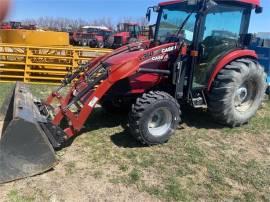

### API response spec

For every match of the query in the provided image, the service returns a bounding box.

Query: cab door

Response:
[193,3,251,88]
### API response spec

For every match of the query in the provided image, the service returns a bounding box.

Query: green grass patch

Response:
[7,190,34,202]
[1,83,269,201]
[128,168,142,183]
[65,161,76,175]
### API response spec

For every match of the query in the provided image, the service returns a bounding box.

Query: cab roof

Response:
[159,0,260,7]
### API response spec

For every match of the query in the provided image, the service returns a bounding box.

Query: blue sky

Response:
[7,0,270,33]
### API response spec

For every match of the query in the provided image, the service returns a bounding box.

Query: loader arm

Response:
[46,42,145,104]
[47,41,177,138]
[53,60,141,137]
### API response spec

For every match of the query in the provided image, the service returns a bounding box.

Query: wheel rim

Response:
[234,80,257,112]
[147,107,173,137]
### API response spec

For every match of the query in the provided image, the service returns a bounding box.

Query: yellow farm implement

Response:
[0,43,112,84]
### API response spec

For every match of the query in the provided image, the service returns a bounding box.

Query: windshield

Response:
[156,3,197,44]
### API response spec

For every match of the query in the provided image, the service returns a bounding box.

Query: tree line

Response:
[22,16,148,31]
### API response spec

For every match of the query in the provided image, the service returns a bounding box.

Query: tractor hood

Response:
[103,42,179,83]
[106,42,178,67]
[106,50,144,65]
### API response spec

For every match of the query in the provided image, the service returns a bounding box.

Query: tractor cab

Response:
[117,23,141,38]
[146,0,263,102]
[112,23,148,48]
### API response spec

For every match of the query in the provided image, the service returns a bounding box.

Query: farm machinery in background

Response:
[0,21,36,30]
[0,0,266,184]
[70,25,112,48]
[250,34,270,93]
[111,22,148,48]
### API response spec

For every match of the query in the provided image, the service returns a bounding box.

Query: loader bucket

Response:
[0,82,57,184]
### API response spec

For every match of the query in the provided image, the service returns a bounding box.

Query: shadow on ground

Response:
[66,105,227,148]
[180,105,225,129]
[65,107,143,148]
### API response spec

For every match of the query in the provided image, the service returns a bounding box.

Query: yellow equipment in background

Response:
[0,29,69,46]
[0,43,112,84]
[0,29,112,84]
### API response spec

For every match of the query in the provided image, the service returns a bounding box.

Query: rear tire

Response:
[128,91,181,145]
[208,58,267,127]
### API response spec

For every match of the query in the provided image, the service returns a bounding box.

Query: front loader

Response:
[0,0,266,183]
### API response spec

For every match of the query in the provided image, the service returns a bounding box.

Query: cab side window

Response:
[193,4,248,87]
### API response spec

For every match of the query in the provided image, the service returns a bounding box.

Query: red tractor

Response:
[0,21,36,30]
[0,22,11,29]
[0,21,22,29]
[71,26,112,48]
[111,22,148,48]
[0,0,266,183]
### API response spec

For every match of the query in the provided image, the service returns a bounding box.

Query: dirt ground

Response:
[0,83,269,202]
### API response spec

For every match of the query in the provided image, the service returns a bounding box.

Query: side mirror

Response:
[146,8,151,22]
[255,6,263,14]
[153,6,159,12]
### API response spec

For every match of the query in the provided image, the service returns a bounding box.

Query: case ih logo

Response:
[152,55,164,61]
[161,46,177,53]
[152,54,169,61]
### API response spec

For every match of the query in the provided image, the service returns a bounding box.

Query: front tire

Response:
[97,41,104,48]
[208,58,267,127]
[128,91,181,145]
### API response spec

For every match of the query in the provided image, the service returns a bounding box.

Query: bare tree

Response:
[137,16,148,27]
[21,15,148,32]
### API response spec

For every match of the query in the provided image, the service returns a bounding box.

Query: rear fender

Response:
[207,49,258,91]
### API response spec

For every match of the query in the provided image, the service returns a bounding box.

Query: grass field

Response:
[0,83,269,202]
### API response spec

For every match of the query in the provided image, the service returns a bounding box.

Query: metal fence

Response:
[0,43,112,84]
